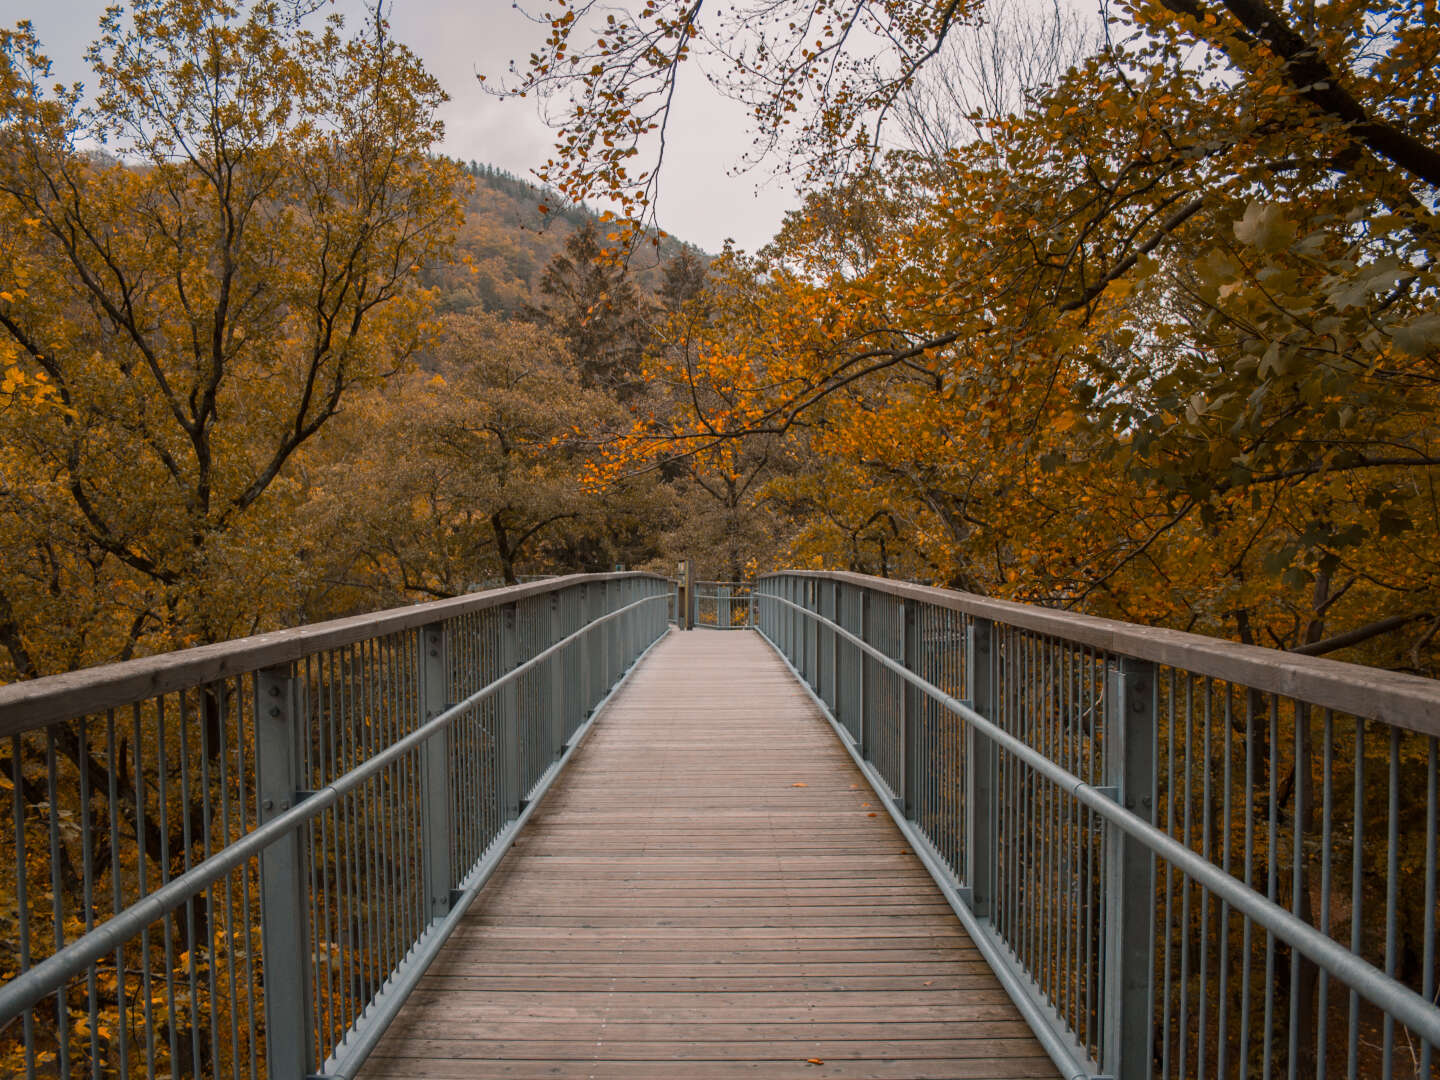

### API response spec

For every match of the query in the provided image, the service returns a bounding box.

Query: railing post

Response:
[782,577,791,657]
[964,618,995,917]
[805,579,814,682]
[608,580,620,681]
[899,598,920,818]
[499,604,522,820]
[549,591,564,757]
[859,589,872,761]
[796,580,806,678]
[823,584,835,711]
[255,664,313,1080]
[683,561,695,630]
[577,584,591,722]
[419,621,453,920]
[598,580,610,684]
[622,579,634,662]
[807,580,819,689]
[827,581,840,711]
[1102,658,1158,1079]
[718,585,731,629]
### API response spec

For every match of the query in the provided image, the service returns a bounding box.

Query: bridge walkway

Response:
[358,630,1058,1079]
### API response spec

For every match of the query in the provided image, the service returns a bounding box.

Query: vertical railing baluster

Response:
[255,665,314,1080]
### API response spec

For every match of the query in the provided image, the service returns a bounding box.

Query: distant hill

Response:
[426,162,702,319]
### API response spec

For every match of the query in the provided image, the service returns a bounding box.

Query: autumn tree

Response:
[0,1,460,678]
[528,221,651,397]
[303,311,676,602]
[509,0,1440,667]
[643,248,795,581]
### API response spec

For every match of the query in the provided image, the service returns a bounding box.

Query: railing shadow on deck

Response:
[755,571,1440,1080]
[0,573,671,1079]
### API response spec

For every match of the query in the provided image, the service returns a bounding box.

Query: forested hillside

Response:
[428,163,690,318]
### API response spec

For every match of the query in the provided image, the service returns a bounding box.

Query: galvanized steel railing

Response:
[0,573,670,1080]
[695,581,752,629]
[755,571,1440,1080]
[665,579,752,629]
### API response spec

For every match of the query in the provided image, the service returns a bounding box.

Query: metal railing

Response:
[694,581,752,629]
[0,573,670,1079]
[755,571,1440,1080]
[665,579,753,629]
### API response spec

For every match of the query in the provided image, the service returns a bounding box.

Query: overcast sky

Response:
[1,0,801,253]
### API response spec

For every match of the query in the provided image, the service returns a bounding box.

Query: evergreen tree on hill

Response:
[529,222,651,398]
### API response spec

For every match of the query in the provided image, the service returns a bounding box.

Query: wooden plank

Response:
[381,1020,1036,1042]
[359,1058,1059,1079]
[364,1037,1051,1061]
[357,630,1057,1079]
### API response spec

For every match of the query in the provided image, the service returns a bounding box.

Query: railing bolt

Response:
[262,798,273,811]
[269,685,281,698]
[269,706,281,718]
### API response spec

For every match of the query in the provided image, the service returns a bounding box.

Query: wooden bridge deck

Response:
[358,630,1057,1080]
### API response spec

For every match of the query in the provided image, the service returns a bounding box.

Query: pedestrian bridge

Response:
[2,572,1439,1080]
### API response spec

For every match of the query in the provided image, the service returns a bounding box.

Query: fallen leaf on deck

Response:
[806,1059,824,1066]
[792,782,808,787]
